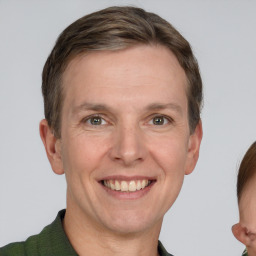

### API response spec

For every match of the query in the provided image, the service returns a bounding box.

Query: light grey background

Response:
[0,0,256,255]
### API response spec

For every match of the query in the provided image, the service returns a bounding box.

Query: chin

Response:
[101,212,162,235]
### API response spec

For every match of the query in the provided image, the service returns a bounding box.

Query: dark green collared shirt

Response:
[0,209,173,256]
[242,249,248,256]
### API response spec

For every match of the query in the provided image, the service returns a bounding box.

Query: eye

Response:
[149,115,170,125]
[84,116,107,126]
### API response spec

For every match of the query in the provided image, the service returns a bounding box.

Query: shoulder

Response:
[0,210,66,256]
[0,241,25,256]
[158,241,174,256]
[0,225,53,256]
[0,210,77,256]
[0,234,38,256]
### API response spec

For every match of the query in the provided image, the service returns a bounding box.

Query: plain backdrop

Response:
[0,1,256,255]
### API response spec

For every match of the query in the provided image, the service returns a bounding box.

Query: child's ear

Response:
[232,223,251,246]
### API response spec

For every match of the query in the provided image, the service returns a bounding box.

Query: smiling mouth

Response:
[101,179,154,192]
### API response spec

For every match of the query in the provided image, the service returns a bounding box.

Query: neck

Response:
[247,246,256,256]
[63,205,162,256]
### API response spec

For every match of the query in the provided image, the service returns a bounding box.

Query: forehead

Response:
[61,45,188,109]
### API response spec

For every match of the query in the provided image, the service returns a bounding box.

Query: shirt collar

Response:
[50,209,172,256]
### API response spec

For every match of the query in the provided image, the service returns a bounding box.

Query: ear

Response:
[185,120,203,175]
[39,119,64,175]
[232,223,251,246]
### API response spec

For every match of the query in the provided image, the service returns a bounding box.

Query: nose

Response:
[109,124,147,166]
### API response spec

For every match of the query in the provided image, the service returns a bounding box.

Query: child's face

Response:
[237,175,256,255]
[240,175,256,234]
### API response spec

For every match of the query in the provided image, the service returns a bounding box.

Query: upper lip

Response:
[98,175,157,182]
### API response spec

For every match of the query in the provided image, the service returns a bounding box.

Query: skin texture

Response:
[233,174,256,256]
[40,45,202,256]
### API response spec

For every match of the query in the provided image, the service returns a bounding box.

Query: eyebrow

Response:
[73,102,183,115]
[145,103,183,114]
[72,103,112,114]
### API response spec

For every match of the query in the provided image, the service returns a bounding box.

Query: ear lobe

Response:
[232,223,251,246]
[39,119,64,175]
[185,120,203,175]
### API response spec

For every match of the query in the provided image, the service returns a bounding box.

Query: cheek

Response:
[149,135,188,202]
[148,142,187,214]
[61,134,110,176]
[149,135,189,172]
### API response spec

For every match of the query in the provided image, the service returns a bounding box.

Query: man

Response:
[0,6,203,256]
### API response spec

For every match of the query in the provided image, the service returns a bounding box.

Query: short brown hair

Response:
[237,142,256,202]
[42,6,203,138]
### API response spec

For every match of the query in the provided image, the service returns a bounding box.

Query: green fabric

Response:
[158,240,173,256]
[0,209,173,256]
[0,210,77,256]
[242,249,248,256]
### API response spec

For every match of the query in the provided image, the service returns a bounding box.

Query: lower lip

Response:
[100,181,155,200]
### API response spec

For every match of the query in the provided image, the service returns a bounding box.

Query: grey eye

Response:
[152,116,166,125]
[90,117,103,125]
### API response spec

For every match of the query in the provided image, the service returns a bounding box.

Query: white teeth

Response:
[129,181,136,192]
[115,180,120,190]
[110,181,115,190]
[136,180,142,190]
[103,179,151,192]
[121,181,128,191]
[141,180,146,188]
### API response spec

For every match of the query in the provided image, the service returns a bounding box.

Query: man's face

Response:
[55,45,201,234]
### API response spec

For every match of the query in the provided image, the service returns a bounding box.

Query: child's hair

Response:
[237,142,256,203]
